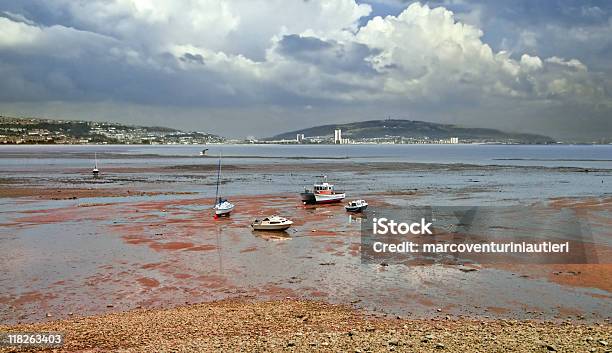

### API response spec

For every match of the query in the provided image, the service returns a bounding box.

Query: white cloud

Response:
[47,0,371,59]
[0,16,40,46]
[545,56,588,71]
[520,54,543,71]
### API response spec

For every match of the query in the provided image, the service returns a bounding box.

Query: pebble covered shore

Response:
[1,300,610,352]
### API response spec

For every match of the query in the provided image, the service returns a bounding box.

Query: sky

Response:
[0,0,610,140]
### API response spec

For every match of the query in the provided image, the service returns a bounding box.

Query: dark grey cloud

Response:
[277,34,379,74]
[180,53,205,65]
[279,34,333,53]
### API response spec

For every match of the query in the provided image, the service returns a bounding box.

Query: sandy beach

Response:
[1,300,610,352]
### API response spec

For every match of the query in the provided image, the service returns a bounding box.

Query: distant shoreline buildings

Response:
[266,128,461,145]
[6,115,603,145]
[2,116,470,145]
[0,116,223,145]
[334,129,350,144]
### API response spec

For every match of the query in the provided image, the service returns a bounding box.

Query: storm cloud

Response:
[0,0,610,139]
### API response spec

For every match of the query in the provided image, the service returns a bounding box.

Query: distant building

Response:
[296,133,305,142]
[334,129,342,144]
[450,137,459,144]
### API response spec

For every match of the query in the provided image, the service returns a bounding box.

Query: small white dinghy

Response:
[345,199,368,212]
[251,215,293,231]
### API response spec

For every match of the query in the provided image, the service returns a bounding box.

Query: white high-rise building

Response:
[334,129,342,144]
[450,137,459,144]
[296,134,305,142]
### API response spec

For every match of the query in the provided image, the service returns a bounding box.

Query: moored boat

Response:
[214,198,235,216]
[345,199,368,212]
[251,215,293,231]
[300,176,345,204]
[213,153,234,217]
[92,152,99,177]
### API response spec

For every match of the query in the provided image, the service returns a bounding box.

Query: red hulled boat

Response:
[300,176,346,204]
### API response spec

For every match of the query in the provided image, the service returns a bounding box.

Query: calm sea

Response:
[0,144,611,169]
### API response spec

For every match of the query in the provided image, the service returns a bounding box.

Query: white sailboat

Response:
[92,152,99,176]
[213,154,234,217]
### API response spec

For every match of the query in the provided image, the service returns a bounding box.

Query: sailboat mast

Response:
[214,154,221,204]
[94,152,98,169]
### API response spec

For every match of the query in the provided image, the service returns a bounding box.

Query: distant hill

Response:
[268,119,555,144]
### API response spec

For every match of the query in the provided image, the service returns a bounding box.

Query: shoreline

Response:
[1,139,560,146]
[1,299,610,352]
[1,159,610,178]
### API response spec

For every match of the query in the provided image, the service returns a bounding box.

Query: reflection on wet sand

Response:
[252,230,293,241]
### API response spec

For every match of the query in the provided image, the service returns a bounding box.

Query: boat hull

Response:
[314,193,345,204]
[214,202,235,216]
[300,192,316,204]
[345,205,367,212]
[302,192,345,204]
[251,224,292,231]
[215,208,233,216]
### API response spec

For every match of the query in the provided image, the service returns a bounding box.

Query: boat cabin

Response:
[314,182,334,194]
[263,217,282,224]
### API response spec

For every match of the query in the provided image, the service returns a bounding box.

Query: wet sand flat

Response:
[0,185,195,200]
[0,148,611,331]
[1,190,611,325]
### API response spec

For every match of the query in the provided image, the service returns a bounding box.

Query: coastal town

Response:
[1,116,562,145]
[0,116,223,145]
[267,128,462,144]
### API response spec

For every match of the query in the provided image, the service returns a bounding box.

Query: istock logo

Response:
[372,217,433,235]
